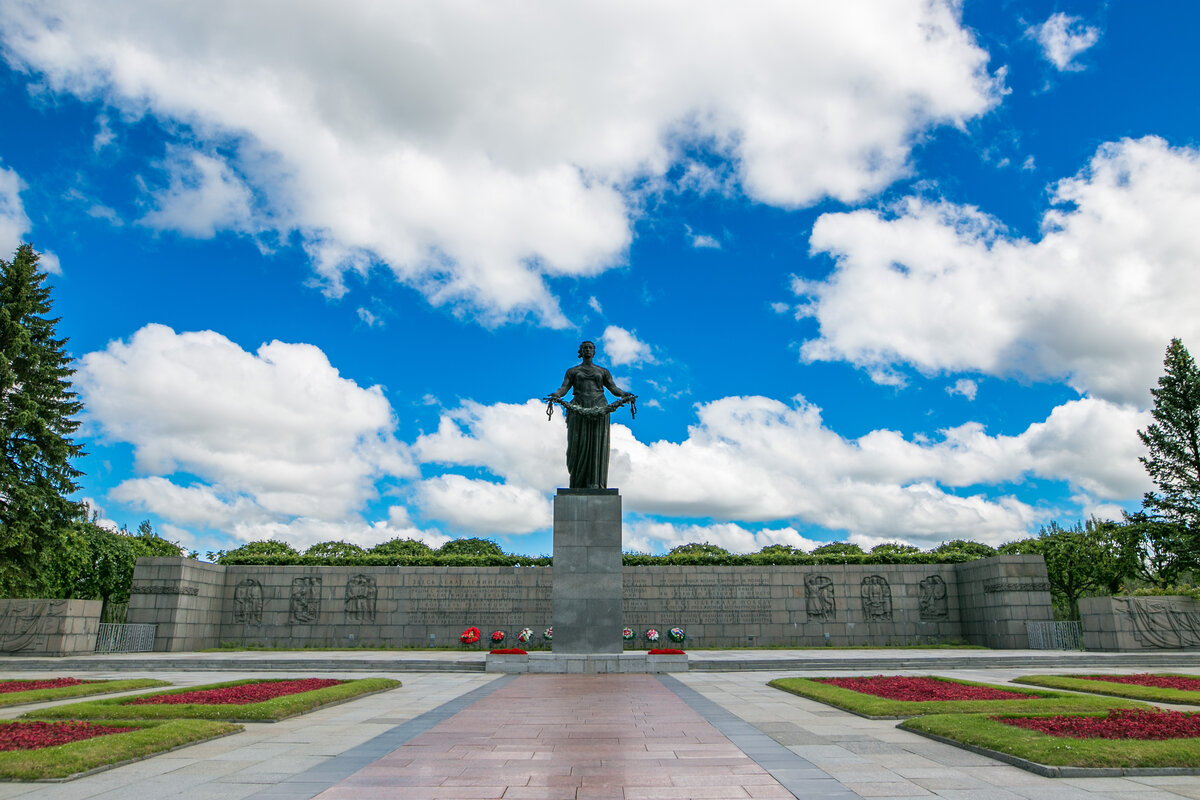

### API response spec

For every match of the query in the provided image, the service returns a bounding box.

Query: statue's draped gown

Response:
[561,363,625,489]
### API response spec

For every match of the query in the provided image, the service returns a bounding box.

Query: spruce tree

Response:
[0,244,85,596]
[1139,339,1200,532]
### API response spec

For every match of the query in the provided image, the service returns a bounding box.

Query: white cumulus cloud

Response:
[0,164,30,256]
[947,379,978,400]
[800,137,1200,406]
[416,475,552,536]
[77,323,417,548]
[412,393,1148,548]
[1031,13,1100,72]
[140,149,257,237]
[0,0,999,325]
[624,520,824,555]
[601,325,654,367]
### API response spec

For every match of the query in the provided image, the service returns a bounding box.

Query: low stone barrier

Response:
[1080,595,1200,651]
[0,599,101,655]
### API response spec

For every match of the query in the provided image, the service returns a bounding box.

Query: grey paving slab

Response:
[243,673,517,799]
[659,673,861,799]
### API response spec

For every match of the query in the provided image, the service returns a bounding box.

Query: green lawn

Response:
[1015,674,1200,706]
[902,712,1200,769]
[0,680,170,708]
[25,678,400,722]
[768,676,1149,718]
[0,719,240,781]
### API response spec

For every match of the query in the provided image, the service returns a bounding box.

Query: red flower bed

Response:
[0,720,135,751]
[998,708,1200,740]
[1079,673,1200,692]
[490,648,527,655]
[0,678,95,694]
[816,676,1037,702]
[648,649,686,655]
[127,679,342,706]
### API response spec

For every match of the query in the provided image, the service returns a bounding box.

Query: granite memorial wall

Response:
[0,598,102,655]
[1079,594,1200,651]
[128,555,1052,651]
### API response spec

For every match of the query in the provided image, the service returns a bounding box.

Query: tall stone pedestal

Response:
[552,488,622,654]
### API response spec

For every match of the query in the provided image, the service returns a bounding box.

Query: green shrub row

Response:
[215,551,975,567]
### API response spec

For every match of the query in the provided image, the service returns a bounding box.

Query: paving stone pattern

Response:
[4,660,1200,798]
[311,674,802,800]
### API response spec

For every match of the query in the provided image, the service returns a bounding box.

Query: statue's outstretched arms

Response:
[544,369,574,402]
[602,368,633,399]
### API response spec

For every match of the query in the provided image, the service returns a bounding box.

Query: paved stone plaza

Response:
[3,650,1200,798]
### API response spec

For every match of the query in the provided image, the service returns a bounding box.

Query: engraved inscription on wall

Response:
[404,587,548,625]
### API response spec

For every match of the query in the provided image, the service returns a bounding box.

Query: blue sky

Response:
[1,1,1197,558]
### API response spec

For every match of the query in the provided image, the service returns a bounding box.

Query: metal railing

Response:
[95,623,157,653]
[1026,620,1083,650]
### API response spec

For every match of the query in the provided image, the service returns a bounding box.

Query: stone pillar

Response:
[552,488,623,653]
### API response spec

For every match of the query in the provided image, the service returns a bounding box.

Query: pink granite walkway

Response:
[313,674,792,799]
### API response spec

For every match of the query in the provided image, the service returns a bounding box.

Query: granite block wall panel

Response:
[0,599,101,655]
[127,558,225,651]
[955,556,1053,649]
[1079,595,1200,651]
[132,555,1055,650]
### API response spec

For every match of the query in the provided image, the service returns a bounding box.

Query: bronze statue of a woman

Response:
[543,340,636,489]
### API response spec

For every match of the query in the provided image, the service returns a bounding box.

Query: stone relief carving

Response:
[289,577,322,624]
[804,575,835,621]
[860,575,892,621]
[1120,597,1200,648]
[0,600,67,653]
[918,575,949,620]
[345,574,377,623]
[233,578,263,625]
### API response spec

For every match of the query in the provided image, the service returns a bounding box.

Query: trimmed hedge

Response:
[216,551,976,567]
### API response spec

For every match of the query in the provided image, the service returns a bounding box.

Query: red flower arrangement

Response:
[998,708,1200,740]
[490,630,506,643]
[1079,673,1200,692]
[490,648,527,655]
[0,720,135,751]
[127,679,341,706]
[816,676,1037,702]
[460,626,481,644]
[0,678,95,694]
[648,648,686,655]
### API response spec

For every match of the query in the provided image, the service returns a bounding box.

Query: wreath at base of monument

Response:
[460,627,481,644]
